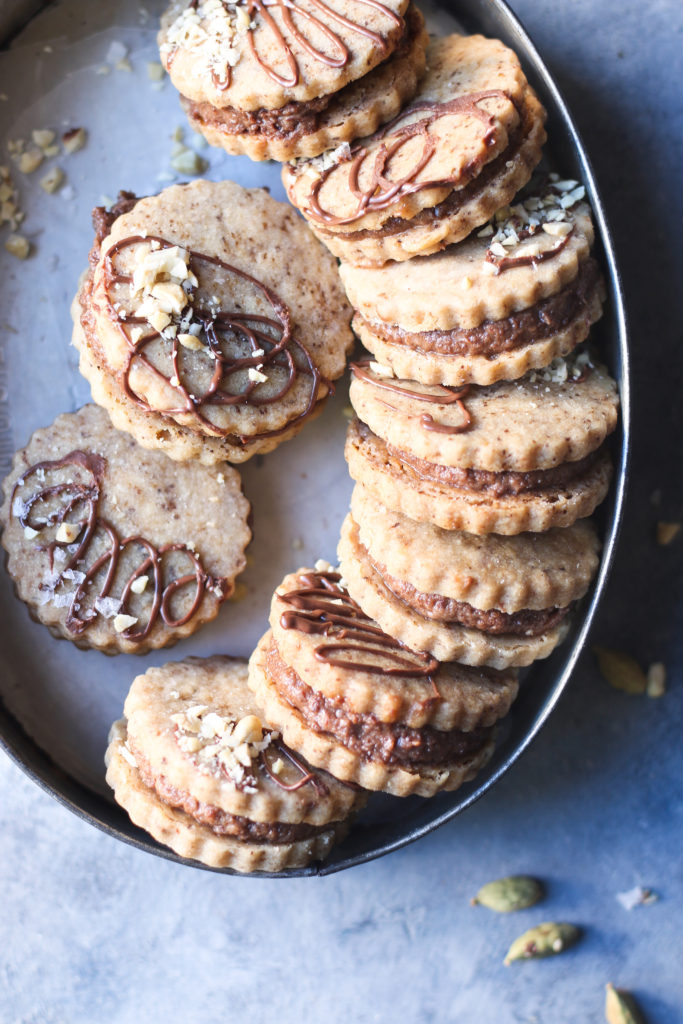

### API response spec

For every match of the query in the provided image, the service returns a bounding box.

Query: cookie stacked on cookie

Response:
[159,0,429,160]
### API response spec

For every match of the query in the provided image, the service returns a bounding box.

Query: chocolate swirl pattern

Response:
[11,451,228,642]
[305,93,508,225]
[351,361,472,434]
[99,234,326,444]
[186,0,403,90]
[279,569,438,675]
[261,740,330,795]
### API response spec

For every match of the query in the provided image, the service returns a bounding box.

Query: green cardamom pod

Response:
[593,646,647,694]
[605,984,648,1024]
[504,922,581,965]
[472,875,543,913]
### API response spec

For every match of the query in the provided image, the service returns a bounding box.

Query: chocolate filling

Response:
[133,746,330,844]
[351,419,600,498]
[266,642,491,768]
[357,258,603,358]
[319,98,532,240]
[184,10,418,143]
[366,551,570,636]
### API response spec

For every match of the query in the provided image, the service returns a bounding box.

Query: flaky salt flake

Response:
[616,886,658,910]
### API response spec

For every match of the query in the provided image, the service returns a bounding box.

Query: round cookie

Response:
[176,6,429,161]
[340,184,606,386]
[73,182,353,465]
[107,657,364,872]
[345,353,618,534]
[283,34,547,266]
[0,405,250,654]
[338,513,571,667]
[248,568,519,797]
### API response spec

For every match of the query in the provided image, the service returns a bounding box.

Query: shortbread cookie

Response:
[107,657,364,871]
[283,34,546,266]
[339,513,577,666]
[248,568,519,796]
[346,354,618,534]
[340,181,606,385]
[0,406,250,654]
[176,5,429,161]
[73,183,353,465]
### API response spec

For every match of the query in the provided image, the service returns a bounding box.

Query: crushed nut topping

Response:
[527,349,593,385]
[477,176,586,271]
[161,0,251,85]
[170,703,276,792]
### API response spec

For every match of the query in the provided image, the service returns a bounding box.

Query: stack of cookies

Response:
[244,31,620,831]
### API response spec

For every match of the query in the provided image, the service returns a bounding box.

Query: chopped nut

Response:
[646,662,666,698]
[55,522,81,544]
[130,575,149,595]
[39,166,65,193]
[369,361,394,378]
[4,234,30,259]
[18,148,44,174]
[314,558,333,573]
[43,145,60,158]
[147,61,165,81]
[232,715,263,746]
[247,366,268,384]
[178,332,204,350]
[116,57,133,72]
[62,127,87,154]
[23,525,39,540]
[147,308,172,333]
[113,613,138,633]
[150,280,188,314]
[170,148,208,176]
[32,129,55,150]
[656,521,681,545]
[342,405,354,419]
[271,757,285,775]
[542,221,572,237]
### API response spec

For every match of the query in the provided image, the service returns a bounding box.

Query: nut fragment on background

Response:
[4,234,30,259]
[605,983,648,1024]
[32,129,55,150]
[656,521,681,545]
[18,148,43,174]
[645,662,666,698]
[170,147,208,176]
[39,166,65,193]
[62,127,87,154]
[593,647,647,695]
[147,61,165,81]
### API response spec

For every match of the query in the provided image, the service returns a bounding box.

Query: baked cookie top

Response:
[283,33,531,232]
[159,0,410,111]
[348,354,619,471]
[123,656,360,825]
[86,181,353,447]
[350,484,600,612]
[268,566,518,730]
[0,405,250,653]
[339,185,595,331]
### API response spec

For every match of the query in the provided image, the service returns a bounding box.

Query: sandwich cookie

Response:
[345,354,618,534]
[159,0,428,161]
[283,33,547,266]
[337,486,601,667]
[0,405,250,654]
[107,656,365,872]
[248,567,519,797]
[339,179,605,386]
[73,182,353,465]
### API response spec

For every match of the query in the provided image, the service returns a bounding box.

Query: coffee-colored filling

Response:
[356,259,602,357]
[266,641,491,768]
[351,419,599,497]
[184,10,418,142]
[367,550,570,635]
[132,745,329,844]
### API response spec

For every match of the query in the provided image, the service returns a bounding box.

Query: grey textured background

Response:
[1,1,682,1022]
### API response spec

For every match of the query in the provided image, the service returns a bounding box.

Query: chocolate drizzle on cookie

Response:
[185,0,403,90]
[279,569,438,676]
[99,234,326,444]
[304,92,509,225]
[261,740,329,795]
[11,451,227,641]
[350,361,471,434]
[485,226,574,275]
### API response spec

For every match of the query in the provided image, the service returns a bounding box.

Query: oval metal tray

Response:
[0,0,629,876]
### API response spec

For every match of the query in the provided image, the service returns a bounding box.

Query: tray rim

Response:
[0,0,631,878]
